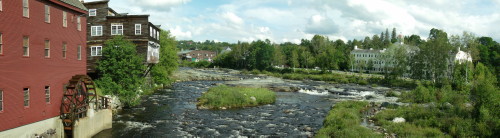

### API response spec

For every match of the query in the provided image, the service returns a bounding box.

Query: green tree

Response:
[471,63,500,137]
[248,40,274,70]
[96,36,146,106]
[273,45,286,67]
[384,28,390,46]
[405,34,423,46]
[391,28,397,43]
[380,44,412,80]
[411,28,454,82]
[290,49,300,69]
[151,30,178,86]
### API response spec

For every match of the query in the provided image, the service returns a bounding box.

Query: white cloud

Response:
[221,12,244,25]
[100,0,500,43]
[129,0,191,8]
[170,26,192,39]
[304,15,339,35]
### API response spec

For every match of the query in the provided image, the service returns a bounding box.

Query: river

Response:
[94,69,398,137]
[94,80,338,137]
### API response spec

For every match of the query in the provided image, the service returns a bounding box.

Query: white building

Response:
[454,47,472,64]
[350,46,389,73]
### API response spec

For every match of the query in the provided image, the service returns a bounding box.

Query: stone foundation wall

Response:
[73,109,113,138]
[0,116,64,138]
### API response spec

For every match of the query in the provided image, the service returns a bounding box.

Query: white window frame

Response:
[63,11,67,27]
[77,17,81,31]
[45,86,50,103]
[0,0,3,11]
[111,23,123,35]
[23,0,29,17]
[89,9,97,16]
[150,27,153,37]
[91,46,102,56]
[23,36,29,56]
[157,31,160,40]
[44,40,50,58]
[77,45,81,60]
[45,5,50,23]
[91,26,103,36]
[23,88,29,107]
[135,24,141,35]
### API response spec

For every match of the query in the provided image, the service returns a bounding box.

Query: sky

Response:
[86,0,500,44]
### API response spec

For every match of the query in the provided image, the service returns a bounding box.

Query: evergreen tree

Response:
[391,28,397,43]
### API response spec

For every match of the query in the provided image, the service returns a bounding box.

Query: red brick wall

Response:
[0,0,87,131]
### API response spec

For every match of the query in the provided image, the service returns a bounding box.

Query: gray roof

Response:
[59,0,88,11]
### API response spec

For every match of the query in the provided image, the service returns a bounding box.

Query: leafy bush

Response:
[316,101,382,138]
[197,85,276,109]
[96,36,145,106]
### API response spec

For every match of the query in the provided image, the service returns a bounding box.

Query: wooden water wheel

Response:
[60,75,98,137]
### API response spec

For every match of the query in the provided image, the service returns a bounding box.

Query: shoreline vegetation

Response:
[197,85,276,109]
[241,68,419,89]
[316,101,382,138]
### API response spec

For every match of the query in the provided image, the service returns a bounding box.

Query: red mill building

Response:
[0,0,111,137]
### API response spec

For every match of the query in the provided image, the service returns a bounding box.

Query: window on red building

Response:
[0,89,3,112]
[45,5,50,23]
[45,86,50,103]
[23,88,29,107]
[77,45,81,60]
[77,17,81,31]
[23,36,29,56]
[63,11,67,27]
[23,0,29,17]
[62,42,67,58]
[45,40,50,58]
[0,0,3,11]
[0,33,3,55]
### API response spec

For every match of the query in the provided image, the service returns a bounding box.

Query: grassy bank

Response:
[197,85,276,109]
[316,101,382,138]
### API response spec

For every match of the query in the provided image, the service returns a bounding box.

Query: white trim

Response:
[44,40,50,58]
[91,46,102,56]
[45,5,50,23]
[23,0,29,17]
[135,24,141,35]
[111,23,123,35]
[89,9,97,16]
[77,17,81,31]
[23,36,29,56]
[91,26,103,36]
[63,11,67,27]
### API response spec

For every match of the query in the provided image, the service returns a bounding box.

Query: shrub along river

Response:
[94,69,399,137]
